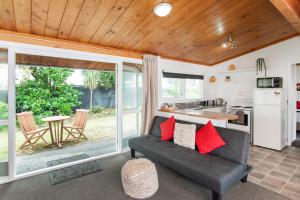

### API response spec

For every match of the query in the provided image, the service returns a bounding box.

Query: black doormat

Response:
[47,154,103,185]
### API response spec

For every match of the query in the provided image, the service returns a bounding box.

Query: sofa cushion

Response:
[129,135,244,193]
[211,127,250,167]
[160,116,175,141]
[149,116,249,167]
[196,121,225,154]
[174,123,196,150]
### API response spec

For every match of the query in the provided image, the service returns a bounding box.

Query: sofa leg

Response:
[131,148,135,158]
[241,165,252,183]
[212,191,222,200]
[241,174,248,183]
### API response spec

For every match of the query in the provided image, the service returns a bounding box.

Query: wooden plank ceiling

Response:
[0,0,299,66]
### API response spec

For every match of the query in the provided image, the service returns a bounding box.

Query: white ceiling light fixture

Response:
[154,3,172,17]
[222,32,237,49]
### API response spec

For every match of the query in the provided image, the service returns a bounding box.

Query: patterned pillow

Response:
[174,123,196,150]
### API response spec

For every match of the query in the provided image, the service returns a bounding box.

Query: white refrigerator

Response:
[253,88,287,150]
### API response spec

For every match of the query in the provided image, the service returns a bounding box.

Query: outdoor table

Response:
[42,116,70,148]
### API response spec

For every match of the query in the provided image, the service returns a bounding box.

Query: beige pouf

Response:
[121,158,158,199]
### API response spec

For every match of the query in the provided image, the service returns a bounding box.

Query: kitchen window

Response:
[185,79,203,99]
[161,78,182,98]
[161,72,204,102]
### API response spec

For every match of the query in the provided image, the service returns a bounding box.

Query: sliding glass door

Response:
[0,44,142,181]
[15,53,118,175]
[122,63,142,148]
[0,49,9,180]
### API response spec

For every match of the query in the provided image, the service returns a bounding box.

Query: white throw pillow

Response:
[174,123,196,150]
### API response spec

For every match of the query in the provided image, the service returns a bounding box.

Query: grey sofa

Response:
[129,116,252,200]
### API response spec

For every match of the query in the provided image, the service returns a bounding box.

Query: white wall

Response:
[212,37,300,102]
[212,36,300,144]
[296,67,300,83]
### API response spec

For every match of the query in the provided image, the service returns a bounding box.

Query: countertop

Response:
[160,108,238,120]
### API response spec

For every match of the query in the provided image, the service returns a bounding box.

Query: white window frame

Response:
[161,77,204,104]
[0,40,142,184]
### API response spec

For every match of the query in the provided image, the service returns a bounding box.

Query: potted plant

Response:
[256,58,267,77]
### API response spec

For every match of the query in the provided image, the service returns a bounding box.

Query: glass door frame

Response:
[0,40,142,183]
[0,47,16,184]
[122,65,142,151]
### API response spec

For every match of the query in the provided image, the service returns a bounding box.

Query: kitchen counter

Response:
[160,108,238,120]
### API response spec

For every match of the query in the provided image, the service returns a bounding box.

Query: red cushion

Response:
[297,101,300,109]
[195,121,226,154]
[160,116,175,141]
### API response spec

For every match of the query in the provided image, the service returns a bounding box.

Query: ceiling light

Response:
[154,3,172,17]
[222,32,237,49]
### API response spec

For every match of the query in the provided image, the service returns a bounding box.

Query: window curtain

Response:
[141,54,159,135]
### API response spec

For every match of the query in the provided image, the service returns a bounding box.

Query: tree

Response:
[98,71,115,90]
[82,70,98,110]
[16,67,81,124]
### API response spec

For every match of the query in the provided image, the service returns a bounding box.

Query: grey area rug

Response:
[0,153,291,200]
[47,154,103,185]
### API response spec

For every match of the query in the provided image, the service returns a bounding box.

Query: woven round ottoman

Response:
[121,158,158,199]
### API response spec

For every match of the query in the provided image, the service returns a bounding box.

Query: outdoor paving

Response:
[16,138,117,175]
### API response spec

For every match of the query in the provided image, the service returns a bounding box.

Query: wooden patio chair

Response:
[17,112,49,149]
[63,109,89,141]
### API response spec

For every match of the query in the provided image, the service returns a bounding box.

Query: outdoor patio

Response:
[16,137,116,174]
[0,112,137,174]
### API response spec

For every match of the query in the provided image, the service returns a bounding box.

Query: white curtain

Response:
[141,54,159,135]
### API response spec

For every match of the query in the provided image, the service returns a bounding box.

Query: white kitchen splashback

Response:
[229,98,254,107]
[215,69,257,106]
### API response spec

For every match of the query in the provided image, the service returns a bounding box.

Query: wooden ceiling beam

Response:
[0,29,143,60]
[16,54,116,70]
[270,0,300,32]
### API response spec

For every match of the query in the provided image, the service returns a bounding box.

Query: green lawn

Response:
[0,110,138,160]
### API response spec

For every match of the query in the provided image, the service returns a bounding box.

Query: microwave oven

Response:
[257,77,282,88]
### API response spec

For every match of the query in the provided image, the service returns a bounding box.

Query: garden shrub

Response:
[0,101,8,120]
[0,102,8,133]
[16,67,81,124]
[98,72,115,90]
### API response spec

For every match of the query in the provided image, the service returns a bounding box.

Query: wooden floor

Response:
[248,145,300,200]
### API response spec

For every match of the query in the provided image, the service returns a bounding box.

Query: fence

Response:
[0,90,7,103]
[1,86,140,110]
[74,86,115,109]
